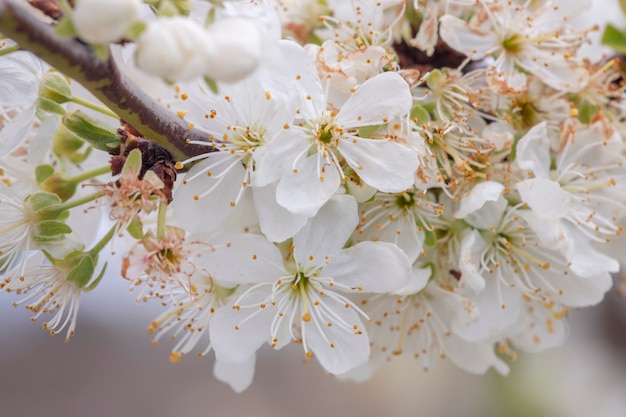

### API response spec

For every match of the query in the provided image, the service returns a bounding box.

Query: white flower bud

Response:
[204,18,272,83]
[72,0,142,44]
[134,17,216,81]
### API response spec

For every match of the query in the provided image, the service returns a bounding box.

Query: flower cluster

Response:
[1,0,625,392]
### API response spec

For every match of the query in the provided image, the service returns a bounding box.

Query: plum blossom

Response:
[208,196,412,375]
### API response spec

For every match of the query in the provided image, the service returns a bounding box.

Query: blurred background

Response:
[0,262,625,417]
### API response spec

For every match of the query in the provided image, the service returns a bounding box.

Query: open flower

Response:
[207,195,412,375]
[440,0,591,93]
[255,67,419,217]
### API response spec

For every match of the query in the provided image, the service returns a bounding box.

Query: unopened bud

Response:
[72,0,142,44]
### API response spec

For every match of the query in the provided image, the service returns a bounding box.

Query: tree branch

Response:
[0,0,214,162]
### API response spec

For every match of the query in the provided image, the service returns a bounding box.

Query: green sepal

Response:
[26,191,63,213]
[92,44,110,62]
[86,261,108,291]
[52,124,92,164]
[126,215,145,240]
[40,71,73,104]
[33,220,73,242]
[65,253,96,288]
[122,148,143,175]
[426,69,444,91]
[205,7,216,26]
[54,16,77,38]
[35,164,56,185]
[204,77,219,94]
[601,24,626,54]
[410,104,431,125]
[621,0,626,15]
[125,21,147,41]
[37,97,66,118]
[63,110,121,152]
[358,124,381,138]
[423,225,437,247]
[578,100,599,124]
[40,173,77,202]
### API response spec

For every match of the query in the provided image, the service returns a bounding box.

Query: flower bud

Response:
[204,18,269,83]
[134,17,216,81]
[72,0,142,44]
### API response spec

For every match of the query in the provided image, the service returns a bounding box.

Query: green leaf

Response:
[620,0,626,15]
[601,24,626,54]
[63,110,121,151]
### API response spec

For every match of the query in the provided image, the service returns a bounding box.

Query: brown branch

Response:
[0,0,214,163]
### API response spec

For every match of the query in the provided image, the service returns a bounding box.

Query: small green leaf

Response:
[601,24,626,54]
[86,261,107,291]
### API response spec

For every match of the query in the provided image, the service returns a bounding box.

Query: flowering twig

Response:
[0,0,213,162]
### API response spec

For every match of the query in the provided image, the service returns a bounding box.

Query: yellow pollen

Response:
[176,111,186,119]
[174,161,184,170]
[265,91,271,100]
[170,352,182,363]
[302,313,311,322]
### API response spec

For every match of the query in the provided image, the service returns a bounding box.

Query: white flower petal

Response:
[252,129,310,187]
[0,105,36,158]
[458,230,487,294]
[454,181,504,219]
[174,153,246,233]
[517,178,571,219]
[253,182,309,242]
[338,137,418,192]
[213,355,256,393]
[195,233,285,284]
[515,122,550,178]
[439,15,500,60]
[445,335,509,375]
[210,297,275,363]
[305,305,370,374]
[275,154,341,216]
[336,71,412,128]
[292,195,358,265]
[322,241,411,293]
